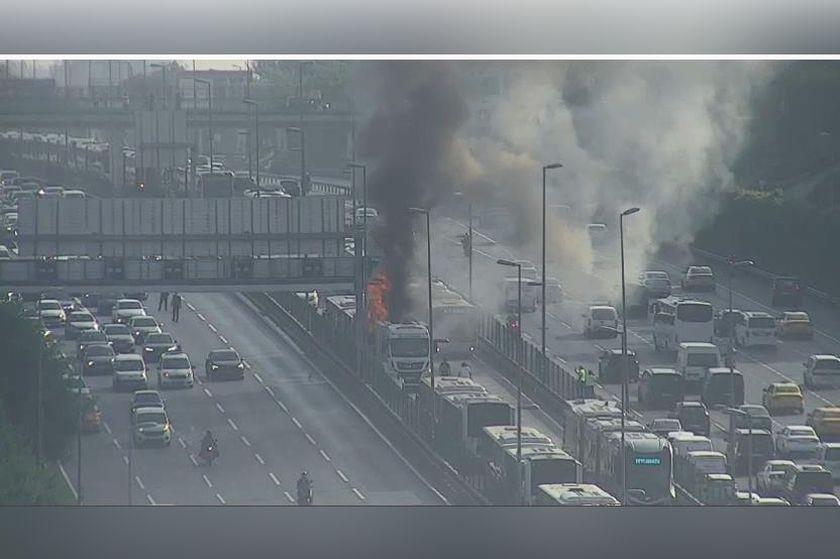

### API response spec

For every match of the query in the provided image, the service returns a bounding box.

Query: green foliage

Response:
[695,188,840,295]
[0,302,78,461]
[253,61,351,102]
[0,400,74,504]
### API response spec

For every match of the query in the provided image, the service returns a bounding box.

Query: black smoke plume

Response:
[359,62,469,320]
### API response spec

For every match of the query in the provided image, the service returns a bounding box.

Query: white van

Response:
[582,305,619,338]
[735,311,777,348]
[501,277,538,313]
[676,342,722,384]
[671,435,714,460]
[816,443,840,481]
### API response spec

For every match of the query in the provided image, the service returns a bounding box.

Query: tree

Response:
[252,61,351,103]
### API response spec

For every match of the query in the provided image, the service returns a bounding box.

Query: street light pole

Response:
[541,163,562,359]
[286,127,306,196]
[194,78,213,171]
[128,427,133,505]
[728,258,753,407]
[410,207,435,438]
[77,386,83,505]
[620,206,640,506]
[349,163,368,378]
[244,99,260,193]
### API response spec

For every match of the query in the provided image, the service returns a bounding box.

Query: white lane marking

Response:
[135,476,145,490]
[146,494,156,505]
[275,399,289,413]
[305,433,316,445]
[244,361,252,369]
[264,386,276,398]
[227,418,239,431]
[255,453,265,465]
[189,454,198,466]
[202,474,213,488]
[336,469,349,483]
[215,402,225,414]
[216,493,226,505]
[58,463,78,502]
[203,388,213,398]
[208,324,218,333]
[739,350,833,406]
[113,438,122,451]
[284,491,295,503]
[240,435,252,447]
[196,313,206,321]
[123,455,129,465]
[291,417,302,429]
[352,488,366,501]
[253,372,263,384]
[269,472,281,486]
[430,487,448,503]
[219,335,228,344]
[186,303,196,311]
[319,449,331,462]
[178,437,186,449]
[102,421,112,435]
[237,293,450,505]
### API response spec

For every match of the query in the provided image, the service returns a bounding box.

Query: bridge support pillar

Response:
[107,127,125,192]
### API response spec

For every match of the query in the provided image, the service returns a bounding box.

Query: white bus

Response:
[650,296,714,352]
[535,483,620,506]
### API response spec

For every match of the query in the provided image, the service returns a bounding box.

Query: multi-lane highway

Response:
[428,205,840,496]
[59,292,443,505]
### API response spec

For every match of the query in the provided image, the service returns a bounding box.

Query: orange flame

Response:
[367,271,391,331]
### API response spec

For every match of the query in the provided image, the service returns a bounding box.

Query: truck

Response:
[500,277,538,313]
[374,321,431,391]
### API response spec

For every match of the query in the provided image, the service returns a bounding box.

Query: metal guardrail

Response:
[690,246,840,307]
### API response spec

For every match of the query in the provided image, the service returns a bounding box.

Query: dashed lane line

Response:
[284,491,295,503]
[146,494,156,505]
[196,313,206,321]
[255,453,265,465]
[240,435,252,447]
[305,433,317,445]
[219,335,228,344]
[178,437,186,449]
[320,449,331,462]
[203,388,213,398]
[122,455,129,465]
[336,470,349,483]
[291,417,302,429]
[208,324,218,334]
[202,474,213,488]
[352,488,366,501]
[253,372,263,384]
[216,493,226,505]
[269,472,281,486]
[215,402,225,414]
[135,476,145,491]
[227,418,239,431]
[189,454,199,466]
[113,439,122,451]
[102,421,112,435]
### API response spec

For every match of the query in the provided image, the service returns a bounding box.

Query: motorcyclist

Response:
[201,430,215,451]
[297,471,313,505]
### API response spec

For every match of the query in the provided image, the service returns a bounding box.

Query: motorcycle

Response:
[198,441,219,466]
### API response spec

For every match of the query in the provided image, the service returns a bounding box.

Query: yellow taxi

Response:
[776,311,814,339]
[762,382,805,415]
[807,407,840,440]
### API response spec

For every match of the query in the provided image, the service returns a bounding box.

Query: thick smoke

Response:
[358,61,470,320]
[455,61,775,299]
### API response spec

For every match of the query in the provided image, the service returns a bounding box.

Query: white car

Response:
[804,493,840,506]
[775,425,821,457]
[112,354,148,392]
[638,270,672,298]
[132,407,172,447]
[756,460,797,496]
[583,305,619,338]
[803,354,840,389]
[157,352,195,389]
[735,311,777,348]
[64,310,99,340]
[111,299,146,324]
[0,245,12,259]
[129,315,161,344]
[816,442,840,481]
[37,299,66,327]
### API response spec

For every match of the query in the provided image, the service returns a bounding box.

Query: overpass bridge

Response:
[1,196,360,292]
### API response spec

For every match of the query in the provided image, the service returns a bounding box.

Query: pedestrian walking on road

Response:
[439,359,451,375]
[158,291,169,311]
[171,292,182,322]
[459,362,472,380]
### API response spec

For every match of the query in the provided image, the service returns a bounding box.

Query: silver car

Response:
[157,352,195,389]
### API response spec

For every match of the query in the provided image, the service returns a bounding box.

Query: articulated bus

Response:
[650,296,714,352]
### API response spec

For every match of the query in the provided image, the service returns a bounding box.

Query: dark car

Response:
[130,389,165,422]
[96,291,123,316]
[124,291,148,302]
[597,349,640,384]
[673,401,711,437]
[205,348,246,381]
[142,332,179,364]
[701,368,744,408]
[103,323,135,353]
[781,465,835,505]
[714,309,742,338]
[638,368,684,409]
[76,330,109,359]
[81,343,116,376]
[772,277,803,309]
[729,428,774,474]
